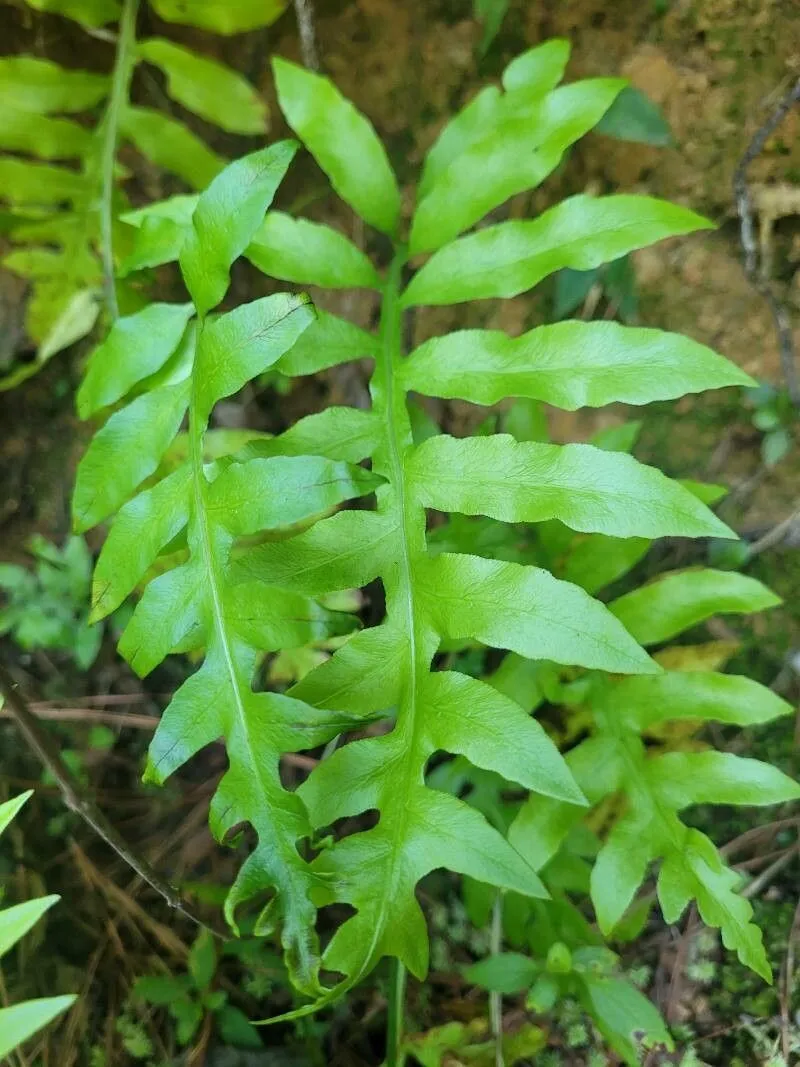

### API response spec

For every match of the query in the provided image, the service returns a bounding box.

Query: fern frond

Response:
[236,43,763,1004]
[75,145,385,994]
[1,4,270,384]
[509,565,797,981]
[76,33,790,1012]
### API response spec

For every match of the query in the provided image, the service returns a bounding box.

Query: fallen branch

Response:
[746,501,800,557]
[733,76,800,404]
[1,706,158,730]
[293,0,319,71]
[0,661,212,933]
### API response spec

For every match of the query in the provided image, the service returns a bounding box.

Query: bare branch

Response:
[0,662,214,934]
[293,0,320,72]
[733,76,800,404]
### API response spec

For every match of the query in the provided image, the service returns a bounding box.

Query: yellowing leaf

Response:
[0,288,99,392]
[654,640,739,672]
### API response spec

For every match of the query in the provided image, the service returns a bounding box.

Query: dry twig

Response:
[293,0,319,71]
[733,76,800,404]
[0,662,210,933]
[69,839,189,961]
[741,844,799,899]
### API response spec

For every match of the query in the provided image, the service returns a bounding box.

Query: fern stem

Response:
[97,0,139,321]
[597,710,685,851]
[372,249,419,1065]
[186,323,255,776]
[386,958,407,1067]
[373,246,426,667]
[373,247,425,754]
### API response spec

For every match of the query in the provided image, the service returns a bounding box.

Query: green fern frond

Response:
[238,42,763,1004]
[508,557,796,981]
[0,1,271,386]
[74,35,792,1019]
[75,144,383,994]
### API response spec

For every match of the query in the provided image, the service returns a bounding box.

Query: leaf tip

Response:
[270,54,292,74]
[142,758,164,787]
[735,368,760,389]
[688,208,716,232]
[71,508,90,536]
[568,783,590,808]
[705,513,739,541]
[637,653,664,676]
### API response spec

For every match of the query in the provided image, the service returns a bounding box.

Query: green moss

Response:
[696,898,797,1063]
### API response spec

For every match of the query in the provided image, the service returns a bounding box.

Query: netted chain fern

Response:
[0,791,76,1057]
[75,37,797,1017]
[0,0,280,386]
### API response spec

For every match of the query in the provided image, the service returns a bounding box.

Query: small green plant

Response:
[72,36,796,1065]
[473,0,511,55]
[553,255,639,322]
[745,380,795,467]
[466,939,670,1066]
[401,1017,545,1066]
[0,791,75,1059]
[0,534,101,667]
[130,929,261,1050]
